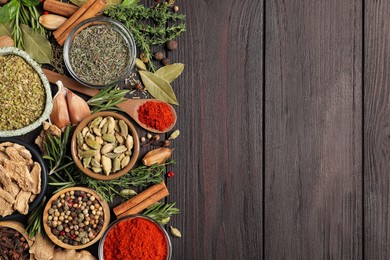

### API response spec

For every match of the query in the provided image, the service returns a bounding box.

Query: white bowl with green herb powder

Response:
[0,47,52,137]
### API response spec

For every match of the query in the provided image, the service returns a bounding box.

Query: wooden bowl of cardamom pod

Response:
[71,111,139,181]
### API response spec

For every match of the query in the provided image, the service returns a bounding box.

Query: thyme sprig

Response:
[87,87,129,113]
[105,3,186,71]
[143,202,180,224]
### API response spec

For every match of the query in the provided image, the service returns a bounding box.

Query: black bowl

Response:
[0,138,48,220]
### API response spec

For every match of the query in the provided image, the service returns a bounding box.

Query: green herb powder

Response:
[0,55,45,131]
[69,24,129,85]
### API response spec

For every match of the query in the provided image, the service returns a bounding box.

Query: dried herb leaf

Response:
[155,63,184,83]
[0,23,12,37]
[21,24,51,64]
[139,70,179,105]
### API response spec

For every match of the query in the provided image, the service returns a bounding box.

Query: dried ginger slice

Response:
[29,162,41,194]
[0,197,13,217]
[14,190,31,215]
[0,188,15,204]
[5,146,30,165]
[29,233,55,260]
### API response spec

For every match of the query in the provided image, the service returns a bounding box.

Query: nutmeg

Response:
[0,36,14,48]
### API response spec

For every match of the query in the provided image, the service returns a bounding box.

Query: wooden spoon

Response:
[42,69,177,133]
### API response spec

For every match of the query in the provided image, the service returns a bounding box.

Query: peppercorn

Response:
[173,5,179,12]
[161,58,171,66]
[166,40,178,51]
[141,137,146,143]
[147,133,152,139]
[154,52,164,61]
[140,53,149,63]
[167,171,174,178]
[163,140,171,147]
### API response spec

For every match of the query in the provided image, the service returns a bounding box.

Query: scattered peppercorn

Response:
[166,40,178,51]
[161,58,171,66]
[154,52,164,61]
[140,53,149,63]
[43,11,49,15]
[141,137,146,143]
[154,135,160,141]
[163,140,171,147]
[147,133,152,139]
[173,5,179,12]
[167,171,174,178]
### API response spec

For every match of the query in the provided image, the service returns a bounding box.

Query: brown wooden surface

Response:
[12,0,390,258]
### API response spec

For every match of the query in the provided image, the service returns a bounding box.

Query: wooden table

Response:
[11,0,390,258]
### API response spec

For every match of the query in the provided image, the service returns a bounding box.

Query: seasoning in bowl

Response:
[0,226,30,258]
[0,142,42,217]
[69,24,129,85]
[46,190,105,246]
[76,116,134,176]
[102,216,170,260]
[138,101,175,131]
[0,55,45,131]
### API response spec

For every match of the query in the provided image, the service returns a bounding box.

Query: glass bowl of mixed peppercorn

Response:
[63,16,136,89]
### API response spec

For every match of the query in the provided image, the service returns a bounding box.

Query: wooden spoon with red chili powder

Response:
[43,69,177,133]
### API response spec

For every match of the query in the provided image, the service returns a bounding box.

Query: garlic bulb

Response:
[50,81,70,129]
[66,89,90,125]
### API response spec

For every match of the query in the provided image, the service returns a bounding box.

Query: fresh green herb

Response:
[0,0,50,63]
[69,24,129,85]
[87,86,129,113]
[143,202,180,224]
[43,126,176,202]
[26,197,46,238]
[105,2,186,71]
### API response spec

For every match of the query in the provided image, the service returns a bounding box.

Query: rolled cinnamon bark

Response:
[43,0,79,18]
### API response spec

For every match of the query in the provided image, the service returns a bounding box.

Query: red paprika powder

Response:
[103,217,168,260]
[138,101,174,131]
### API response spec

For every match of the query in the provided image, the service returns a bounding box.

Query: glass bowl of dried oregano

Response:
[63,16,136,89]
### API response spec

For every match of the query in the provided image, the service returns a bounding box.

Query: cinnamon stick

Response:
[42,68,100,97]
[113,182,167,217]
[119,187,169,217]
[56,0,106,46]
[43,0,79,18]
[53,0,96,40]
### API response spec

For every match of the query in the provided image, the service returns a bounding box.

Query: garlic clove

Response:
[39,14,67,30]
[50,81,70,129]
[142,147,173,166]
[66,89,90,125]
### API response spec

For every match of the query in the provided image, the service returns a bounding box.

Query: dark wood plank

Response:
[265,1,362,259]
[364,2,390,258]
[165,1,263,259]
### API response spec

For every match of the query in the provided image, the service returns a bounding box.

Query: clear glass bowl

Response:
[63,17,136,89]
[98,215,172,260]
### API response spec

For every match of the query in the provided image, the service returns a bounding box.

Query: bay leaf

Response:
[155,63,184,83]
[21,24,51,64]
[139,70,179,106]
[0,23,12,37]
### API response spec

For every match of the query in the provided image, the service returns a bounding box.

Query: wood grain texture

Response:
[165,0,263,259]
[364,2,390,259]
[265,1,362,259]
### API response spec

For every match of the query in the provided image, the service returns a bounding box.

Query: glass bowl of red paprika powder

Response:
[98,215,172,260]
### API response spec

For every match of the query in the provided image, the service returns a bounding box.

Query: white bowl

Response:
[0,47,52,137]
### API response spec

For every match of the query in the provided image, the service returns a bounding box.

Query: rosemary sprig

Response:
[143,202,180,224]
[105,3,186,72]
[87,86,129,113]
[77,161,175,202]
[26,197,46,238]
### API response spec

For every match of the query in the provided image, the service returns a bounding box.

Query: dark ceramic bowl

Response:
[0,138,48,220]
